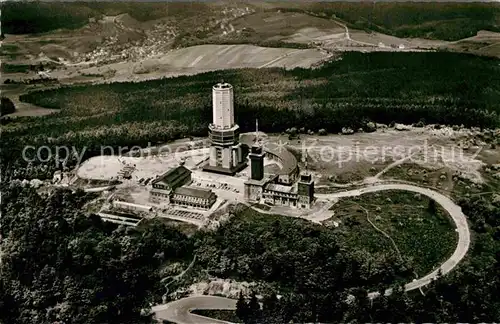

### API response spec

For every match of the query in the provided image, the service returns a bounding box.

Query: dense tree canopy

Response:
[0,183,194,324]
[0,97,15,116]
[1,182,500,323]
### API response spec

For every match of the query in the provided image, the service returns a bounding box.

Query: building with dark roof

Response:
[150,165,192,204]
[152,165,191,191]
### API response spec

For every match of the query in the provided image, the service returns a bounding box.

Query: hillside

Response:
[2,1,499,41]
[296,2,500,41]
[1,1,499,78]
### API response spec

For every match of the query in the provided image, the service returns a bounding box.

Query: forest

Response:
[0,184,194,323]
[1,182,499,323]
[2,51,498,183]
[18,52,500,134]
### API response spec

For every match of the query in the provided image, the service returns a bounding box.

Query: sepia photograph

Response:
[1,0,499,323]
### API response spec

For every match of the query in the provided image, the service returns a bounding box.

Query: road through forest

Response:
[153,182,471,324]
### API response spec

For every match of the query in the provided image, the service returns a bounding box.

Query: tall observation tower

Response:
[203,82,247,175]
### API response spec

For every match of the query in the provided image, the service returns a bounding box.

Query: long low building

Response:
[112,200,153,213]
[171,186,217,210]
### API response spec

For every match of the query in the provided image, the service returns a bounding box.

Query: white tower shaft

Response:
[212,83,234,129]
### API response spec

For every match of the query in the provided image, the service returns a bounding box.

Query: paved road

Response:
[153,182,471,323]
[152,296,237,324]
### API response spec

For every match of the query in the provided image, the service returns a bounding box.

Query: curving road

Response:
[317,183,470,293]
[153,182,471,323]
[152,296,237,324]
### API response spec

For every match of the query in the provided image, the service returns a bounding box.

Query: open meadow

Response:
[327,190,458,276]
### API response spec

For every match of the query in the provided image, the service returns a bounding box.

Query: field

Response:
[285,126,494,187]
[1,2,500,90]
[327,190,458,275]
[45,44,329,84]
[293,2,500,41]
[173,11,345,48]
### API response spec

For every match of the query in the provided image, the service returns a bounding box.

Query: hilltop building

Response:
[150,165,216,210]
[171,186,217,210]
[243,134,314,209]
[148,82,314,212]
[203,82,247,175]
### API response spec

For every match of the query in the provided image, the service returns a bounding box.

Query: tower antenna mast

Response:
[303,150,308,173]
[255,119,259,143]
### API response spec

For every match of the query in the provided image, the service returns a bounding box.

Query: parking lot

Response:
[191,180,240,194]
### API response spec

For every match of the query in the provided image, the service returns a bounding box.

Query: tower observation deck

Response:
[204,82,247,175]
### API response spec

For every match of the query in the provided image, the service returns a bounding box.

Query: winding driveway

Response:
[153,182,471,323]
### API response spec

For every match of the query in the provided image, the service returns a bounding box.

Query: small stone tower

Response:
[296,150,314,208]
[249,119,264,180]
[297,173,314,209]
[249,144,264,181]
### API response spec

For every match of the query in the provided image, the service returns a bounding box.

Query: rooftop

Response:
[152,165,191,186]
[174,186,216,200]
[265,183,297,194]
[213,82,233,90]
[265,142,297,175]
